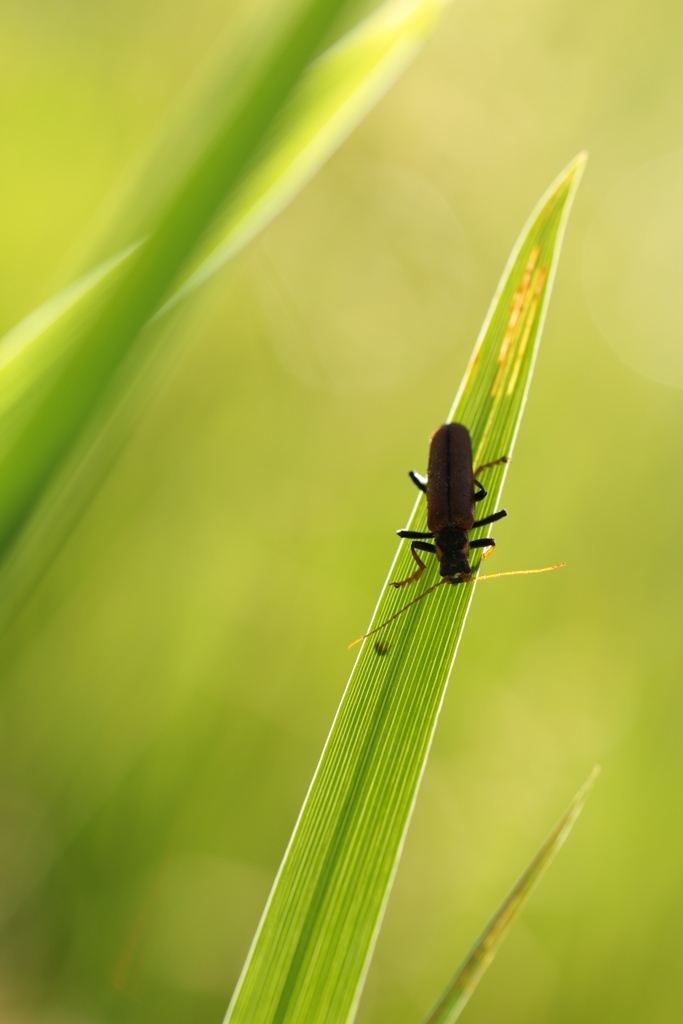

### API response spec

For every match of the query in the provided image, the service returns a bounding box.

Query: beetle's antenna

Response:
[347,562,565,650]
[468,561,565,583]
[347,578,449,649]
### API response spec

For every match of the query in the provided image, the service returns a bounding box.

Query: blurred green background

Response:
[1,1,683,1022]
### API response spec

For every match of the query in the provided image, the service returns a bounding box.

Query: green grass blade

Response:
[423,767,600,1024]
[0,0,359,562]
[3,0,446,348]
[223,154,586,1024]
[167,0,450,311]
[0,0,446,607]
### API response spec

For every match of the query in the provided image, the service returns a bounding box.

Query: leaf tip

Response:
[564,149,589,185]
[559,764,601,838]
[582,762,601,794]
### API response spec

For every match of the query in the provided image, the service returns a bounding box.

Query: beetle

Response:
[347,424,563,649]
[392,422,509,588]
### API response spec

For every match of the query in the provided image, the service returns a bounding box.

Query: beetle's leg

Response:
[473,478,487,502]
[396,529,434,539]
[473,455,510,476]
[472,508,507,529]
[469,536,496,560]
[392,541,436,588]
[408,470,428,493]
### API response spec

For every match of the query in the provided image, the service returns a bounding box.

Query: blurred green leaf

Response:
[223,154,586,1024]
[0,0,358,553]
[423,766,600,1024]
[0,0,448,619]
[168,0,451,311]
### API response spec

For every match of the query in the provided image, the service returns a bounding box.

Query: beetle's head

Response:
[435,530,471,580]
[440,551,471,580]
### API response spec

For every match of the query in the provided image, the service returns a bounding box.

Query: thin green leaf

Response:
[0,0,447,618]
[223,154,586,1024]
[423,766,600,1024]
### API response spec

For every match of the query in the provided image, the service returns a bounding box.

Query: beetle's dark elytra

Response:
[426,422,475,535]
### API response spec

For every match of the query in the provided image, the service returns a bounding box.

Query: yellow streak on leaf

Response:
[506,264,547,396]
[490,244,540,396]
